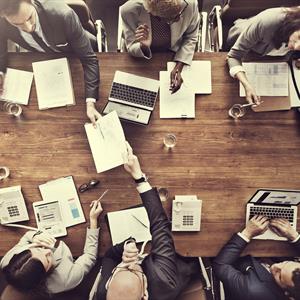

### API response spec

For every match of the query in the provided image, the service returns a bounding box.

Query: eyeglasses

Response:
[78,179,100,193]
[106,265,146,299]
[166,0,188,25]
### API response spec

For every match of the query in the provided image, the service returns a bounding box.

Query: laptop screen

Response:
[249,189,300,206]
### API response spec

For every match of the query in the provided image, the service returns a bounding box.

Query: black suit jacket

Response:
[213,234,300,300]
[0,0,99,100]
[96,188,199,300]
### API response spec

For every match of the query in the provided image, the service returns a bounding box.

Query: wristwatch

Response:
[134,173,148,184]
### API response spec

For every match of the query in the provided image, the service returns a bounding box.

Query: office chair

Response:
[208,0,300,52]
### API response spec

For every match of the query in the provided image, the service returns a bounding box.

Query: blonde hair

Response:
[143,0,182,18]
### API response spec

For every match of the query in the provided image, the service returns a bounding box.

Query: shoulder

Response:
[36,0,74,18]
[121,0,145,17]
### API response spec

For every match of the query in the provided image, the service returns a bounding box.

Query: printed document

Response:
[1,68,33,105]
[240,62,289,97]
[289,60,300,107]
[85,111,126,173]
[39,176,85,227]
[107,206,151,245]
[167,61,212,94]
[160,71,195,118]
[32,58,75,110]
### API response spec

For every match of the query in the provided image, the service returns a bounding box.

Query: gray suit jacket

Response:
[227,7,289,70]
[0,228,100,294]
[120,0,199,65]
[0,0,99,100]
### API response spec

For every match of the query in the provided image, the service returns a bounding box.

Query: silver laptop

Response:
[103,71,159,125]
[246,189,300,241]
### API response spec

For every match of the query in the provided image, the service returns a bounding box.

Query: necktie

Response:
[150,15,171,52]
[31,31,54,53]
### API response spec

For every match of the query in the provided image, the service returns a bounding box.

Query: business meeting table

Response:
[0,52,300,258]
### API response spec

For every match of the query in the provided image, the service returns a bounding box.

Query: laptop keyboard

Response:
[249,206,294,223]
[110,82,157,109]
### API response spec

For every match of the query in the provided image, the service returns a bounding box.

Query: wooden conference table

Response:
[0,52,300,258]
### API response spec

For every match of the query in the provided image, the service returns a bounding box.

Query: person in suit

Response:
[0,0,101,125]
[213,215,300,300]
[120,0,200,93]
[94,142,200,300]
[0,198,103,296]
[226,6,300,106]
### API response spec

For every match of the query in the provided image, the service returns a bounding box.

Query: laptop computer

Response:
[102,71,159,125]
[245,189,300,241]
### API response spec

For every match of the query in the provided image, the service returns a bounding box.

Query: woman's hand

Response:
[89,198,103,229]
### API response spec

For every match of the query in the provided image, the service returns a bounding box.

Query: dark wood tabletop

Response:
[0,52,300,257]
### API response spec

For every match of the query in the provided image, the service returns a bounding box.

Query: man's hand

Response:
[241,215,270,240]
[89,198,103,229]
[244,84,262,106]
[270,218,299,241]
[122,241,139,264]
[122,141,143,180]
[86,102,102,127]
[170,62,184,94]
[32,232,56,248]
[135,24,151,48]
[0,73,4,96]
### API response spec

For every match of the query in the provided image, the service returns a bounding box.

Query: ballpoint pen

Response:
[131,214,149,229]
[97,189,109,201]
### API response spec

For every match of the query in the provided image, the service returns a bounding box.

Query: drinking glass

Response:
[0,166,10,180]
[2,102,22,117]
[163,133,177,148]
[228,103,253,119]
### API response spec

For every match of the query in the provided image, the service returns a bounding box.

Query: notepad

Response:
[32,58,75,110]
[167,61,212,94]
[107,206,151,245]
[85,111,126,173]
[239,62,289,97]
[39,176,85,227]
[1,68,33,105]
[159,71,195,119]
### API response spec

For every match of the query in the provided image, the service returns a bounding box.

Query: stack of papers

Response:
[1,68,33,105]
[32,58,75,110]
[160,60,212,119]
[85,111,126,173]
[107,206,151,245]
[39,176,85,227]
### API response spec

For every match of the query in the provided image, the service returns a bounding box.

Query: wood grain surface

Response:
[0,52,300,257]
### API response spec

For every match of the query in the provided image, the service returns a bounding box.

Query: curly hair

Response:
[143,0,182,18]
[273,6,300,49]
[2,250,49,297]
[0,0,31,17]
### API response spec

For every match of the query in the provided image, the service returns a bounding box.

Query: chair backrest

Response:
[64,0,97,36]
[221,0,300,25]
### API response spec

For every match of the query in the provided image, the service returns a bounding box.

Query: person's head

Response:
[3,247,53,292]
[143,0,188,24]
[270,261,300,299]
[106,264,147,300]
[273,6,300,50]
[0,0,36,33]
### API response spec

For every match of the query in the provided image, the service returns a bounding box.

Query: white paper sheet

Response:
[159,71,195,119]
[39,176,85,227]
[1,68,33,105]
[289,60,300,107]
[107,207,151,245]
[32,58,75,109]
[167,61,212,94]
[85,111,126,173]
[239,62,289,97]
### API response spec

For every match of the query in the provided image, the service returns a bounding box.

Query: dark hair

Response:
[0,0,31,17]
[287,267,300,300]
[273,6,300,49]
[2,250,48,295]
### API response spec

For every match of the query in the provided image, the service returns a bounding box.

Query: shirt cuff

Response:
[136,182,152,193]
[229,65,246,78]
[291,234,300,243]
[86,98,96,103]
[237,232,250,243]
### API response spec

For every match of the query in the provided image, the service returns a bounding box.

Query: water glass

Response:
[2,102,22,117]
[163,133,177,148]
[228,103,253,120]
[0,166,10,180]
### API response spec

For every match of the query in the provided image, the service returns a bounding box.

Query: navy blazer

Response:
[213,234,300,300]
